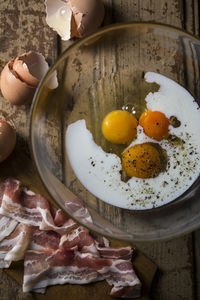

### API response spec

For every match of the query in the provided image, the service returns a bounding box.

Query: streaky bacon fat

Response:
[0,223,33,268]
[0,178,77,234]
[75,252,142,298]
[23,248,103,293]
[0,178,142,298]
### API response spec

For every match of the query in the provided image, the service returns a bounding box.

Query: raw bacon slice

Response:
[24,228,102,292]
[60,226,99,256]
[0,223,33,268]
[23,248,103,293]
[24,228,141,298]
[0,178,43,226]
[108,261,141,298]
[75,252,142,299]
[0,178,142,298]
[0,178,77,234]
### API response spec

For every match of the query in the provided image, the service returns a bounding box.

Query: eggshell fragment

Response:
[45,0,73,41]
[69,0,105,37]
[46,70,59,89]
[0,51,58,105]
[0,121,16,163]
[45,0,105,40]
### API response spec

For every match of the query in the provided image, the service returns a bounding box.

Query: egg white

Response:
[65,72,200,210]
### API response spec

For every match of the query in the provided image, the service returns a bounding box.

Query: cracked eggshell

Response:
[13,51,49,88]
[0,51,58,106]
[69,0,105,37]
[45,0,105,40]
[0,120,16,163]
[0,60,36,105]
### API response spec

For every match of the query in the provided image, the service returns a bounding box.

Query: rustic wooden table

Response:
[0,1,200,300]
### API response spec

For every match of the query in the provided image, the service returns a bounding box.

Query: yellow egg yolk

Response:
[139,110,169,141]
[102,110,138,144]
[122,143,161,178]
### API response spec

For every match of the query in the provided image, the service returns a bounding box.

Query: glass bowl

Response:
[30,23,200,242]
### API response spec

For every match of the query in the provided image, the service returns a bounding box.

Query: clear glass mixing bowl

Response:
[30,23,200,242]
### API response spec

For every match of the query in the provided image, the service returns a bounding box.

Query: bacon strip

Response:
[0,178,77,234]
[0,178,142,298]
[74,252,142,298]
[0,223,33,268]
[23,247,102,292]
[23,227,141,297]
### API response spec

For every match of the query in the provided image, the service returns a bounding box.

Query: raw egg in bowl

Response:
[30,23,200,242]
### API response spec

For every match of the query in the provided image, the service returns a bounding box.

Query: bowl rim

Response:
[29,22,200,242]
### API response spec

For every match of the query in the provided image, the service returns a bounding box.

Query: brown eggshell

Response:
[13,51,49,88]
[71,13,81,38]
[0,121,16,163]
[69,0,105,37]
[0,60,36,105]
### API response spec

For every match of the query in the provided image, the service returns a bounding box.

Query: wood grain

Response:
[0,0,200,300]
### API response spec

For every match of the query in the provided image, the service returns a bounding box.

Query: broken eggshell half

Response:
[0,51,58,105]
[45,0,105,40]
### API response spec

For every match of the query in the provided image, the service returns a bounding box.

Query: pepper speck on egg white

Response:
[65,72,200,210]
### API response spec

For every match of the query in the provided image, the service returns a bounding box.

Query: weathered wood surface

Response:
[0,1,200,300]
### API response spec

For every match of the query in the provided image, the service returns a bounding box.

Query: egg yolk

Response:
[102,110,137,144]
[139,110,169,141]
[122,143,161,178]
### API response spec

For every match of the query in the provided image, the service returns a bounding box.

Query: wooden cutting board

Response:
[1,147,157,299]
